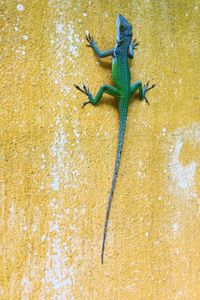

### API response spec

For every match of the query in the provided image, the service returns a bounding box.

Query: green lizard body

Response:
[75,14,155,263]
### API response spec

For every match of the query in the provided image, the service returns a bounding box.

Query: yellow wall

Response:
[1,0,200,299]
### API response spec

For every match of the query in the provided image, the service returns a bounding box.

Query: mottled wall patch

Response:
[165,123,200,200]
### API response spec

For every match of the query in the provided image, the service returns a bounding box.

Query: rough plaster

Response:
[1,0,200,299]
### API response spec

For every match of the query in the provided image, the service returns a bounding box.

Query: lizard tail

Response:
[101,103,128,264]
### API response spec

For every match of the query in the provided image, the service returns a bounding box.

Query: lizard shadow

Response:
[100,95,118,110]
[97,59,112,70]
[100,95,121,116]
[129,94,143,105]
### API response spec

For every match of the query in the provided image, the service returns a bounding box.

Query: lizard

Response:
[75,14,155,264]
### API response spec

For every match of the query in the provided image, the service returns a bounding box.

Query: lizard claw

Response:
[132,38,139,50]
[144,81,156,92]
[144,96,149,105]
[147,84,156,91]
[74,84,87,95]
[85,32,95,48]
[143,81,156,105]
[74,83,93,108]
[82,101,91,108]
[82,83,91,95]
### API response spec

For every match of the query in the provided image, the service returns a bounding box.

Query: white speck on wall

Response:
[52,177,59,191]
[56,23,64,34]
[41,235,46,242]
[15,45,26,58]
[54,78,59,85]
[173,223,179,232]
[137,160,144,179]
[17,4,24,11]
[22,225,28,231]
[162,127,167,136]
[66,208,70,214]
[8,202,16,228]
[72,119,80,143]
[81,207,86,214]
[23,34,29,41]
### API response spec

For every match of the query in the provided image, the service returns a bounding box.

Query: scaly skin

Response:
[75,14,155,264]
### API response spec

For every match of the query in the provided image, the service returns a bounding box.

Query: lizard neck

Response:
[114,41,130,58]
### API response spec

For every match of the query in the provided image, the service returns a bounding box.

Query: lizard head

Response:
[116,14,132,45]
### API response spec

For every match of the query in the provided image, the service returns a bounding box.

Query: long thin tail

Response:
[101,104,128,264]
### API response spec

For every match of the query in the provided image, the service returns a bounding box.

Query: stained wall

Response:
[1,0,200,299]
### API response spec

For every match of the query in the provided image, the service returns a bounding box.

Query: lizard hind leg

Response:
[130,80,155,105]
[75,84,120,108]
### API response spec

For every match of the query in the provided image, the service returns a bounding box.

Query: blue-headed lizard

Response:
[75,14,155,263]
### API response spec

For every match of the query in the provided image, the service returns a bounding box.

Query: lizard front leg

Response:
[75,84,120,107]
[128,38,139,59]
[86,33,114,58]
[130,81,155,105]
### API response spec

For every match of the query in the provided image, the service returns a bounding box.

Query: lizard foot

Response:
[143,81,156,105]
[132,38,139,50]
[74,84,93,108]
[85,33,96,49]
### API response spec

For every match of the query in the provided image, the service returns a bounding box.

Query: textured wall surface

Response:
[1,0,200,299]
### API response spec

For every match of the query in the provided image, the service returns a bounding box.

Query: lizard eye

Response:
[120,24,125,31]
